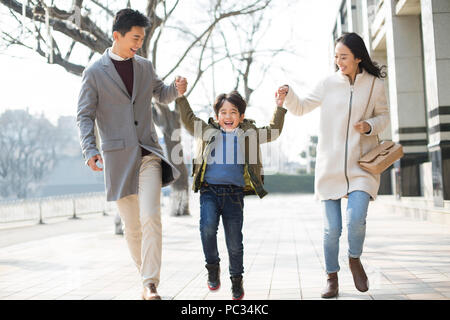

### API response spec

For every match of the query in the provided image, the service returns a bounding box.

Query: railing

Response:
[0,192,116,224]
[370,0,385,37]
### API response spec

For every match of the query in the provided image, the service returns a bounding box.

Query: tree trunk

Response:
[153,103,190,216]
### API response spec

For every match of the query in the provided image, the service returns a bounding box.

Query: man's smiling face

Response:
[113,26,145,59]
[216,101,245,132]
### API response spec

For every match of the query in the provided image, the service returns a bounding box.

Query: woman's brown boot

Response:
[349,257,369,292]
[321,272,339,298]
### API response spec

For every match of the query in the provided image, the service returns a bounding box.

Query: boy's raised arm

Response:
[256,90,288,144]
[175,96,208,136]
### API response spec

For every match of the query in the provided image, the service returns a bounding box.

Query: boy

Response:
[175,90,287,300]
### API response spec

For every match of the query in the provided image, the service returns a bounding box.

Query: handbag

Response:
[357,77,403,175]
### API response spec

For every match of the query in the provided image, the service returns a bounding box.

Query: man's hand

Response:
[175,76,188,97]
[88,154,103,172]
[354,121,371,134]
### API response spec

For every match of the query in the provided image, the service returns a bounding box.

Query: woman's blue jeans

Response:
[199,184,244,277]
[322,191,370,274]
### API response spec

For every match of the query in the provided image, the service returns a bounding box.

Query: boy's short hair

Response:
[113,9,150,35]
[213,91,247,115]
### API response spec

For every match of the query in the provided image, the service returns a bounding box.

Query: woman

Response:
[278,32,389,298]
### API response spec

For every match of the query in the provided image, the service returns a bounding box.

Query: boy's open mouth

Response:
[130,48,138,54]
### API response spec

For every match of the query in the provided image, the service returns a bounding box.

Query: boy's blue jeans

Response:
[199,184,244,277]
[322,191,370,274]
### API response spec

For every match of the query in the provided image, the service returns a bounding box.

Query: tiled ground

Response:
[0,194,449,300]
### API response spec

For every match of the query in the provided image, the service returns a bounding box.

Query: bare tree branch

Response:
[0,0,111,53]
[151,0,180,65]
[91,0,114,17]
[139,0,163,58]
[161,0,272,81]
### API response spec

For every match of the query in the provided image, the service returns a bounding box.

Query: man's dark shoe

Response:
[230,276,244,300]
[205,263,220,291]
[321,272,339,298]
[349,257,369,292]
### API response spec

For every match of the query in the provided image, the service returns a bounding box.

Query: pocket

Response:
[101,139,125,152]
[229,193,244,210]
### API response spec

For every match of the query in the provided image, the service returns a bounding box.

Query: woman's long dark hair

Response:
[335,32,386,78]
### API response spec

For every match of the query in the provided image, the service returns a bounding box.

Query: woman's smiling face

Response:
[216,101,245,132]
[335,42,361,77]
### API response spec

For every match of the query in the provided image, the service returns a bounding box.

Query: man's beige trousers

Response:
[115,154,162,287]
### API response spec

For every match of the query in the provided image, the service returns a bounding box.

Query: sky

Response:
[0,0,341,164]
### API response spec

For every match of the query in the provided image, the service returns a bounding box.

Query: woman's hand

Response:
[275,91,286,107]
[276,85,289,107]
[354,121,371,134]
[277,85,289,97]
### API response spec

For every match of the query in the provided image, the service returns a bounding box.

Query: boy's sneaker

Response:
[205,263,220,291]
[230,275,244,300]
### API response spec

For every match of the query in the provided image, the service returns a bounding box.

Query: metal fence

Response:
[0,192,116,224]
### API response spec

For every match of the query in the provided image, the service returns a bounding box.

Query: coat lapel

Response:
[101,49,131,99]
[131,57,141,103]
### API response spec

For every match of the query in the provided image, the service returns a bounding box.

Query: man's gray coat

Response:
[77,49,180,201]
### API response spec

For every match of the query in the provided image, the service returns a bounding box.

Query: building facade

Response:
[331,0,450,207]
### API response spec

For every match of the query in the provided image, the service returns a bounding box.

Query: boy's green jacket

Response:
[175,96,287,198]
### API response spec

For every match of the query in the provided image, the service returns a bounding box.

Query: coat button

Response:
[134,121,138,126]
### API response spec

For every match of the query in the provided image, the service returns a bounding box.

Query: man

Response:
[77,8,187,300]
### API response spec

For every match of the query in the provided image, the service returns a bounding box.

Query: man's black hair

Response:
[113,9,149,35]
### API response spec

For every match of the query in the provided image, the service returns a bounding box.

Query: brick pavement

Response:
[0,194,449,300]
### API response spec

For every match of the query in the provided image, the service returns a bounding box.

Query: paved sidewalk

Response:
[0,194,449,300]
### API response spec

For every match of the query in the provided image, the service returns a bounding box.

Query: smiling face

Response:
[216,101,245,132]
[113,26,145,59]
[335,42,361,77]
